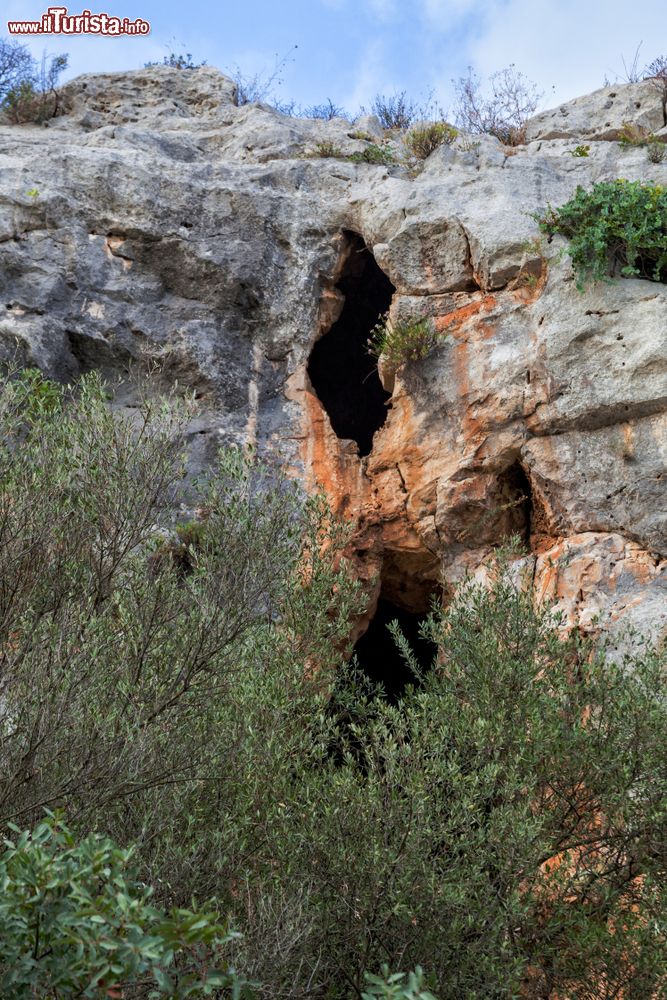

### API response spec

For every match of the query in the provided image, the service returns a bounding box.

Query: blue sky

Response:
[4,0,667,115]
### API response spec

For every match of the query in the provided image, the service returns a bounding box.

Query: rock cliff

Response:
[0,66,665,644]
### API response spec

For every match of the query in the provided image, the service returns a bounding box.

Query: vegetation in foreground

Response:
[0,370,665,998]
[0,816,243,998]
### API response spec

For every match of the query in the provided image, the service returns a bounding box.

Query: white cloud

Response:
[421,0,483,26]
[419,0,667,117]
[368,0,399,20]
[462,0,667,107]
[340,38,393,111]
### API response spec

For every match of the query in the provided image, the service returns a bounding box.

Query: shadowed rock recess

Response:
[307,232,394,457]
[352,598,439,702]
[0,64,665,653]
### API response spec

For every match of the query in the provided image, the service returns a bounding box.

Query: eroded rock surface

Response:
[0,66,665,642]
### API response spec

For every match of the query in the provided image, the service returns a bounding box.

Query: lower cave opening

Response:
[498,460,533,544]
[351,597,439,702]
[307,231,395,457]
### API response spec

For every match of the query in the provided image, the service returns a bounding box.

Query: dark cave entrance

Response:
[307,231,395,457]
[498,460,533,545]
[352,597,439,703]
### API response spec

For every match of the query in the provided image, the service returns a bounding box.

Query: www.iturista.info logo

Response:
[7,6,150,34]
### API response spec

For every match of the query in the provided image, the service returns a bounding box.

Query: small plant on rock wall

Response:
[537,179,667,288]
[368,314,439,366]
[309,140,344,158]
[617,123,666,163]
[349,128,373,141]
[619,121,657,146]
[348,142,396,165]
[404,122,458,160]
[648,138,666,162]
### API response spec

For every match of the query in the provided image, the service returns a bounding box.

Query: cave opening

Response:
[351,596,439,703]
[498,460,533,545]
[307,231,395,457]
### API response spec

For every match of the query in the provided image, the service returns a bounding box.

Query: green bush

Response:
[0,815,243,998]
[1,371,665,998]
[538,179,667,288]
[404,122,457,160]
[228,548,666,997]
[348,142,395,165]
[368,314,439,366]
[362,966,437,1000]
[0,365,360,840]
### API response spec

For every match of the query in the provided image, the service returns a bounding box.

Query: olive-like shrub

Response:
[1,369,665,999]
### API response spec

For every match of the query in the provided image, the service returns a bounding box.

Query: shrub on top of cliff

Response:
[0,43,68,124]
[453,64,541,145]
[230,45,298,109]
[537,179,667,288]
[367,91,420,130]
[0,38,33,100]
[145,50,206,69]
[368,314,439,366]
[362,91,447,132]
[404,122,458,160]
[300,98,350,120]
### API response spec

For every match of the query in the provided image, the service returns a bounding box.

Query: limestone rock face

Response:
[0,66,665,642]
[525,79,667,141]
